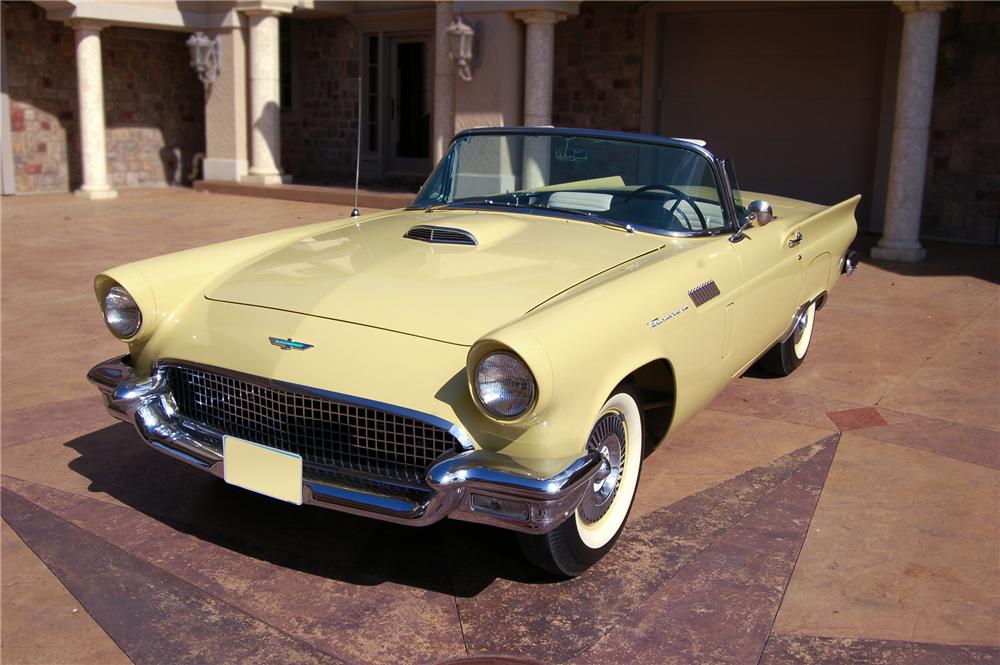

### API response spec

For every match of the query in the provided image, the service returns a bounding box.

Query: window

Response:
[365,34,379,152]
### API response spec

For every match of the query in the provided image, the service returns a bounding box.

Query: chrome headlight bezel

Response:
[102,284,143,339]
[473,351,538,420]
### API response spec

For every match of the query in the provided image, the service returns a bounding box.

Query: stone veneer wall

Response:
[5,2,78,192]
[280,17,359,184]
[923,2,1000,244]
[552,2,643,133]
[4,2,204,194]
[102,28,205,189]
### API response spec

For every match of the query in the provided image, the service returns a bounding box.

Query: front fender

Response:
[469,238,739,461]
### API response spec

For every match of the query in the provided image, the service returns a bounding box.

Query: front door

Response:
[729,217,808,367]
[387,34,432,178]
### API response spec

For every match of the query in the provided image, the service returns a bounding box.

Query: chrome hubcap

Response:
[578,411,626,525]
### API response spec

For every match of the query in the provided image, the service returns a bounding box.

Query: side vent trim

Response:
[688,280,721,307]
[404,225,478,246]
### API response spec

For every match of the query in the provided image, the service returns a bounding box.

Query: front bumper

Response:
[87,356,601,534]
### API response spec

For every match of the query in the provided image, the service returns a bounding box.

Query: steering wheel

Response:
[619,184,708,231]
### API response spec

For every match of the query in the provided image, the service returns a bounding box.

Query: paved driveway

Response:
[2,189,997,665]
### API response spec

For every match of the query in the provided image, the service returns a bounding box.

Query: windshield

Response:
[413,131,731,234]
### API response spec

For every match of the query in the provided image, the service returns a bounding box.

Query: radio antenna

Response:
[351,76,362,218]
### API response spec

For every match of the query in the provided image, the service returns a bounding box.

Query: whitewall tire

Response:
[518,385,644,576]
[762,301,817,376]
[792,302,816,360]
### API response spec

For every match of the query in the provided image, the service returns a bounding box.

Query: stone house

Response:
[1,1,997,259]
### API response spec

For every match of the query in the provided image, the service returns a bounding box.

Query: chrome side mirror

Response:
[747,200,774,225]
[729,199,774,243]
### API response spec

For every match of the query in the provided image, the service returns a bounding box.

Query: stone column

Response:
[433,1,455,163]
[203,26,249,182]
[872,1,949,262]
[242,8,289,184]
[515,10,565,127]
[70,19,117,200]
[515,10,565,189]
[1,4,15,195]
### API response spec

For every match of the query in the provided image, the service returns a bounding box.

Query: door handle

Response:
[788,232,804,248]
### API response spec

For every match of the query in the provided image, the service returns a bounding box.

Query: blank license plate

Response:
[223,436,303,505]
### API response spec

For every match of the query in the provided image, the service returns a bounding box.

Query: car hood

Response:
[205,209,664,345]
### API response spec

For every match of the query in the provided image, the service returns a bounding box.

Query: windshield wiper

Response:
[523,203,635,234]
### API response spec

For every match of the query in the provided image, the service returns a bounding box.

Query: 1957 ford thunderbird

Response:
[89,127,859,576]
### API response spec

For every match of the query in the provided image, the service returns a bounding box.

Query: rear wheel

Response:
[761,301,816,376]
[518,385,644,577]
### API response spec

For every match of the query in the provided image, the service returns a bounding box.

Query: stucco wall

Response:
[552,1,643,132]
[923,2,1000,244]
[453,11,524,133]
[4,1,204,193]
[280,17,359,183]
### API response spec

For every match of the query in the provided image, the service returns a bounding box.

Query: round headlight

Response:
[103,285,142,338]
[474,352,536,419]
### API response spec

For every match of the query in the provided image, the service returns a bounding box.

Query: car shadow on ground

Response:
[64,423,562,597]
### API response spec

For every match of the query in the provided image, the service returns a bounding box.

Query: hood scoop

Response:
[404,224,478,246]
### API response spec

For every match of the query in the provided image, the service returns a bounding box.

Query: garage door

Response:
[656,5,891,227]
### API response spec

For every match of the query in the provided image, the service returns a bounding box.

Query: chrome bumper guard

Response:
[87,356,601,534]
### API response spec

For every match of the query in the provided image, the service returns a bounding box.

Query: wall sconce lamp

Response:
[186,32,221,86]
[446,13,481,82]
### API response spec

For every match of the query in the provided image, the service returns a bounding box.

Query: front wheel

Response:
[761,301,816,376]
[517,385,644,577]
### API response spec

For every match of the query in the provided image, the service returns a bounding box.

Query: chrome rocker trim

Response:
[87,356,602,534]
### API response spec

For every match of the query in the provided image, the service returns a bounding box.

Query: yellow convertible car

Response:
[88,127,859,576]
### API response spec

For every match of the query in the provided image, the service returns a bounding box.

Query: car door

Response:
[728,215,808,365]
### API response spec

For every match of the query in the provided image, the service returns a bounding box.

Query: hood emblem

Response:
[269,337,314,351]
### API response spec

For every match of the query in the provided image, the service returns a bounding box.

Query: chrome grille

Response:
[164,365,461,492]
[404,224,478,245]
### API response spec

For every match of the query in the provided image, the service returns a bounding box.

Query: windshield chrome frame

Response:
[408,126,741,239]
